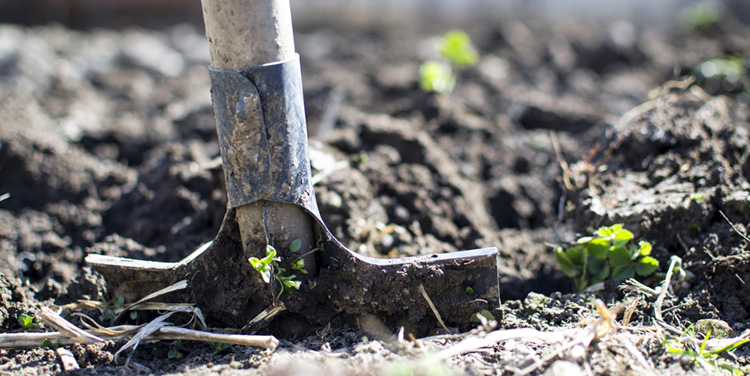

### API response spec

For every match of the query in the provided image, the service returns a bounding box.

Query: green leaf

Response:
[634,256,659,276]
[576,236,594,244]
[419,61,456,94]
[465,286,474,295]
[612,228,634,248]
[129,311,138,320]
[42,339,59,350]
[262,246,277,264]
[586,238,610,259]
[249,257,272,284]
[611,264,635,281]
[609,246,632,266]
[18,313,35,329]
[565,245,586,264]
[439,30,479,67]
[283,279,301,290]
[595,224,622,238]
[168,348,182,359]
[291,257,305,270]
[638,241,653,256]
[587,257,609,277]
[555,248,581,277]
[112,296,125,308]
[290,239,302,253]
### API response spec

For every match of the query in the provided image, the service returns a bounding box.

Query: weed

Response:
[42,339,59,350]
[17,313,38,329]
[696,54,746,83]
[419,61,455,94]
[419,30,478,94]
[439,30,479,67]
[555,224,659,291]
[680,2,720,31]
[470,309,496,323]
[662,326,749,374]
[209,342,229,355]
[249,241,307,300]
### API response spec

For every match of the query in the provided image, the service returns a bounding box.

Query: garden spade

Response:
[86,0,499,334]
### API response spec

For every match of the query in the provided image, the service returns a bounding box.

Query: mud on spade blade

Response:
[86,56,500,336]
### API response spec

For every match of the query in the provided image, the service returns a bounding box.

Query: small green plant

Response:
[697,54,746,83]
[419,62,455,94]
[249,240,307,299]
[167,347,182,359]
[42,338,60,350]
[555,224,659,291]
[17,313,38,329]
[439,30,479,67]
[662,327,749,374]
[680,2,720,31]
[209,342,229,355]
[419,30,479,94]
[470,309,496,323]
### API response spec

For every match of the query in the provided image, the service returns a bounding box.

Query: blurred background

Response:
[0,0,747,29]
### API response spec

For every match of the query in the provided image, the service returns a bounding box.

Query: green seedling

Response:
[42,339,60,350]
[249,241,307,299]
[439,30,479,67]
[18,313,38,329]
[555,224,659,291]
[662,327,749,374]
[419,30,478,94]
[210,342,229,355]
[168,347,182,359]
[419,62,455,94]
[112,295,125,309]
[690,193,706,202]
[470,309,496,323]
[697,54,746,83]
[680,2,720,31]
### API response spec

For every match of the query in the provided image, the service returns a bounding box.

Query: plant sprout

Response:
[555,224,659,291]
[419,30,479,94]
[249,241,307,299]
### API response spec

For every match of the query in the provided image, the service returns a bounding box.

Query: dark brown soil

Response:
[2,11,750,375]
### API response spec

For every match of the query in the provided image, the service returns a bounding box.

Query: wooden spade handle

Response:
[201,0,295,68]
[200,0,314,268]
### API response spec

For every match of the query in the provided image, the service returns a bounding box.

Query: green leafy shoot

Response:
[18,313,37,329]
[42,339,59,350]
[290,239,302,253]
[663,328,749,374]
[438,30,479,67]
[210,342,229,355]
[249,241,306,299]
[555,224,659,291]
[112,295,125,309]
[680,2,720,31]
[168,347,182,359]
[249,245,277,284]
[419,61,455,94]
[419,30,479,94]
[697,54,746,83]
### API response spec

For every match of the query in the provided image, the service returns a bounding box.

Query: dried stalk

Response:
[0,324,278,350]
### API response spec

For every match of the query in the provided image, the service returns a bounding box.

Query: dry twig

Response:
[39,307,104,345]
[418,284,450,334]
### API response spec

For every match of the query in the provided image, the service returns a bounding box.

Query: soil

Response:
[2,11,750,375]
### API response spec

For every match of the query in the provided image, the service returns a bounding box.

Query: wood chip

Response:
[55,347,80,372]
